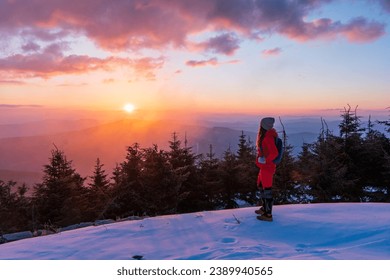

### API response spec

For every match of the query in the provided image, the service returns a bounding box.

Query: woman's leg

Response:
[263,188,273,216]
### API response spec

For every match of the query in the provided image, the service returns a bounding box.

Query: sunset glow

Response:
[123,103,136,114]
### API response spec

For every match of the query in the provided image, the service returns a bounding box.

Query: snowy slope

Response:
[0,203,389,260]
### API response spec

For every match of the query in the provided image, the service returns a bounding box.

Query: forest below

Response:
[1,107,389,235]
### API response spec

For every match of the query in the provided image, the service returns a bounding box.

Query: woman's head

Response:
[257,117,275,149]
[260,117,275,131]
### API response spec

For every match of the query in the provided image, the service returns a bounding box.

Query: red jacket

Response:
[256,128,278,171]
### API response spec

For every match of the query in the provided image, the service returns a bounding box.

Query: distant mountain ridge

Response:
[0,119,256,185]
[0,118,324,186]
[0,119,100,139]
[0,170,41,192]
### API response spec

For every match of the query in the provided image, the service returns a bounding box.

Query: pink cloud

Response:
[0,46,165,79]
[20,29,71,42]
[21,42,41,52]
[195,33,241,55]
[262,48,282,57]
[341,17,386,43]
[0,53,113,78]
[0,0,387,78]
[0,80,27,85]
[186,58,218,67]
[281,17,385,43]
[1,0,385,52]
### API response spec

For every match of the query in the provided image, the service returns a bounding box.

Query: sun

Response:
[123,103,136,113]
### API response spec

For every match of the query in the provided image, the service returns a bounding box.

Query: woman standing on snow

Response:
[255,117,278,222]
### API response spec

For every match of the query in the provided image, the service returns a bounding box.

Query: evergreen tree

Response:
[89,158,110,190]
[0,180,32,234]
[235,131,258,205]
[273,144,299,204]
[338,106,366,201]
[87,158,111,220]
[295,143,315,201]
[339,105,365,141]
[377,107,390,134]
[297,134,353,202]
[167,132,200,213]
[111,164,122,188]
[33,148,86,228]
[217,147,239,209]
[297,109,390,203]
[196,145,222,210]
[139,144,176,215]
[360,121,390,201]
[108,143,143,218]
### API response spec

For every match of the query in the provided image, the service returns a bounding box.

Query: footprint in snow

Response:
[221,237,237,244]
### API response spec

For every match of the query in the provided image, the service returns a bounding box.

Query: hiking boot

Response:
[257,214,273,222]
[254,207,265,215]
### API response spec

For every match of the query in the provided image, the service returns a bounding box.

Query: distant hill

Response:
[0,119,100,139]
[0,117,326,186]
[0,170,41,192]
[0,119,257,185]
[287,132,319,154]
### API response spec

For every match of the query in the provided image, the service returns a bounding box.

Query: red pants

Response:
[257,168,275,188]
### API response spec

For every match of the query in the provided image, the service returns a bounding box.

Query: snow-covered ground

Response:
[0,203,390,260]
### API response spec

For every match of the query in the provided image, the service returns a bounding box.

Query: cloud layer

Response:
[0,0,387,78]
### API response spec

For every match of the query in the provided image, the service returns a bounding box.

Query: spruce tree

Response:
[235,131,258,205]
[297,134,353,202]
[33,148,86,228]
[339,105,365,141]
[0,181,32,234]
[273,144,299,204]
[360,121,390,201]
[0,180,17,234]
[197,145,222,211]
[87,158,111,220]
[218,147,239,209]
[89,158,110,190]
[377,107,390,134]
[338,106,366,201]
[167,132,199,213]
[296,143,315,201]
[108,143,143,218]
[140,144,175,215]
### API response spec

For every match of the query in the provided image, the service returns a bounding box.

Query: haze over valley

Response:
[1,110,385,188]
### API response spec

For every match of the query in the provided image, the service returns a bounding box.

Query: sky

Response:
[1,0,390,119]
